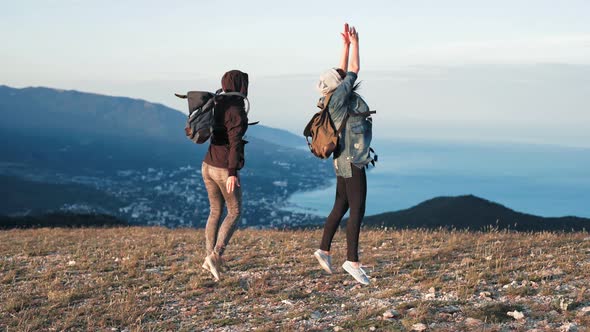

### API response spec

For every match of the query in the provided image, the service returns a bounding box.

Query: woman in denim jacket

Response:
[314,24,373,285]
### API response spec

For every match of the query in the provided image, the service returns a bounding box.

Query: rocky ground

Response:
[1,227,589,331]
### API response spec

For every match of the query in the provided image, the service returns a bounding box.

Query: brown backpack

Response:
[303,93,349,159]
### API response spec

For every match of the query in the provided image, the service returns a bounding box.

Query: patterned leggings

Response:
[201,162,242,256]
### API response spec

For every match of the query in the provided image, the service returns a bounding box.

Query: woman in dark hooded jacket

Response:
[201,70,249,281]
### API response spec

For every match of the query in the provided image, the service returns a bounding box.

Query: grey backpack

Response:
[175,90,251,144]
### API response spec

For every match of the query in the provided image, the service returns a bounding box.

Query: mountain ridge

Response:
[0,84,305,145]
[0,84,315,173]
[0,84,331,227]
[363,194,590,231]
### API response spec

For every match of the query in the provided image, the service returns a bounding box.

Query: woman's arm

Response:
[339,23,350,72]
[225,108,246,193]
[348,26,359,74]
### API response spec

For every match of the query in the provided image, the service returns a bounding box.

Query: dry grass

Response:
[1,227,589,331]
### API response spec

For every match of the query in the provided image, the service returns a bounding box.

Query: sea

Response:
[284,140,590,218]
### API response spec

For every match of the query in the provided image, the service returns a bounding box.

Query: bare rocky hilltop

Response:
[1,227,589,331]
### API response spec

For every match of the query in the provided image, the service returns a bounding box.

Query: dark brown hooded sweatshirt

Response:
[203,70,249,176]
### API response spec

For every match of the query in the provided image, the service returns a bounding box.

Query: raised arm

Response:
[339,23,350,72]
[348,26,360,74]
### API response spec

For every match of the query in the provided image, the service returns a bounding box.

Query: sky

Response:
[2,0,590,146]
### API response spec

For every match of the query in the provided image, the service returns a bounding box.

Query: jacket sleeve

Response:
[327,72,357,129]
[225,107,246,176]
[330,72,358,115]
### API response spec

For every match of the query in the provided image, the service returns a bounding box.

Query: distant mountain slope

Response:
[247,125,305,149]
[0,85,180,139]
[0,213,127,229]
[0,85,319,174]
[0,85,331,226]
[0,175,123,216]
[363,195,590,231]
[0,85,305,145]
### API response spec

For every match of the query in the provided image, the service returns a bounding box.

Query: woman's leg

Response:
[320,176,349,252]
[204,166,242,257]
[344,165,367,262]
[213,175,242,256]
[202,163,225,256]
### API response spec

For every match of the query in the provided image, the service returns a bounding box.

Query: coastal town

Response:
[47,161,331,228]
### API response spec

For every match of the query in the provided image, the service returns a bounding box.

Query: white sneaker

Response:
[342,261,370,285]
[314,249,333,274]
[205,255,220,281]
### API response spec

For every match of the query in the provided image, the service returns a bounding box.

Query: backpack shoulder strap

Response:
[322,92,349,135]
[336,112,350,135]
[321,92,334,110]
[217,91,250,114]
[350,110,377,117]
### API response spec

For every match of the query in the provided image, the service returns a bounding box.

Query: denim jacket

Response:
[321,72,374,178]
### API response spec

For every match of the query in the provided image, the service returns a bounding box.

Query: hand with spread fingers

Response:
[348,25,359,45]
[341,23,351,45]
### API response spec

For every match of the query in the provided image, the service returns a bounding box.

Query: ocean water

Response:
[284,140,590,218]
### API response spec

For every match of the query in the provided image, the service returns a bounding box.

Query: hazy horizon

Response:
[2,1,589,147]
[4,62,590,149]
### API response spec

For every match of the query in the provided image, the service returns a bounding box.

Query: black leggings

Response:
[320,164,367,262]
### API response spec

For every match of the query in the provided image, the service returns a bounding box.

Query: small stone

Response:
[479,291,492,299]
[369,327,376,331]
[311,311,321,320]
[576,306,590,317]
[439,305,460,314]
[383,309,400,319]
[437,312,452,321]
[560,298,574,311]
[407,308,419,317]
[464,317,483,327]
[67,260,76,266]
[412,323,427,331]
[460,257,475,265]
[507,310,525,320]
[424,287,436,299]
[334,327,342,332]
[560,322,578,332]
[281,300,294,306]
[503,281,518,289]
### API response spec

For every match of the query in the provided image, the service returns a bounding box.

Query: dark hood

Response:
[221,70,249,97]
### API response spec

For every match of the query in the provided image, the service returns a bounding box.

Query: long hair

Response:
[336,68,362,93]
[352,81,362,93]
